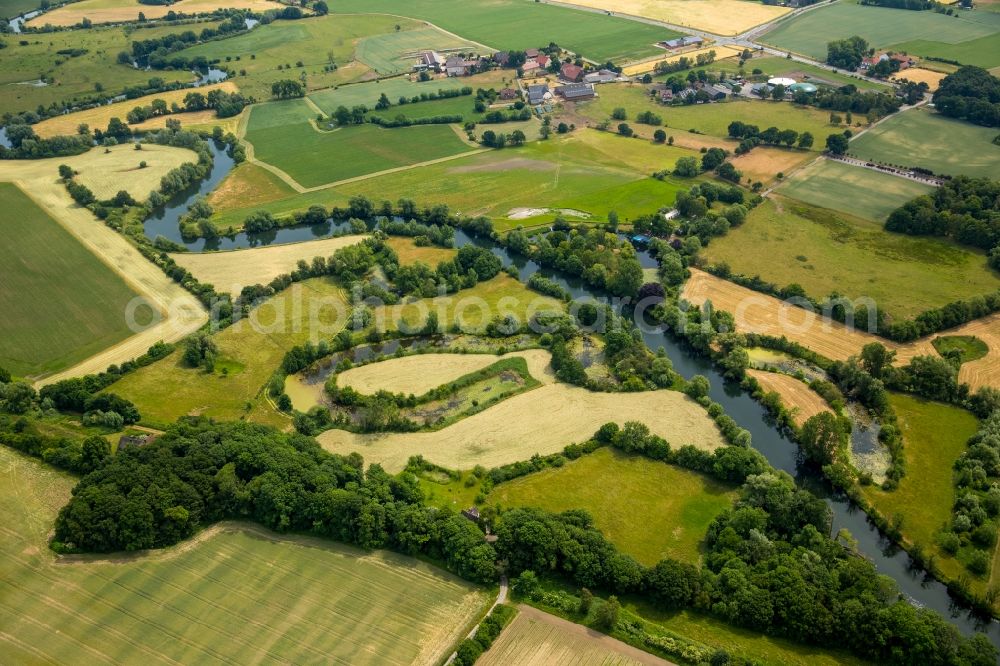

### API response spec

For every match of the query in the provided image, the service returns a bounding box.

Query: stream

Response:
[144,149,1000,647]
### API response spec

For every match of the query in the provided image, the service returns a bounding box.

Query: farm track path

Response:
[444,575,509,666]
[0,160,207,388]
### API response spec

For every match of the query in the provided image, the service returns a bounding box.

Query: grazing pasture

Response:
[847,108,1000,178]
[745,370,832,427]
[0,183,138,377]
[318,383,725,472]
[933,336,989,365]
[700,197,1000,321]
[0,22,196,116]
[32,82,238,138]
[386,235,457,265]
[170,235,366,297]
[776,158,934,222]
[111,278,349,427]
[557,0,789,36]
[329,0,679,63]
[357,25,488,75]
[759,2,1000,67]
[335,350,553,396]
[0,446,489,665]
[308,70,509,114]
[27,0,281,27]
[206,162,297,212]
[480,605,671,666]
[245,100,473,188]
[490,448,736,566]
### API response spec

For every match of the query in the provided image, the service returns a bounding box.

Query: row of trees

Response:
[727,120,813,153]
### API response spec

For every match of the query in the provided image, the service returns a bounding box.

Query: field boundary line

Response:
[332,12,498,54]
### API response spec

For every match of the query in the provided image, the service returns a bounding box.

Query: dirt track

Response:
[0,148,208,386]
[684,269,1000,390]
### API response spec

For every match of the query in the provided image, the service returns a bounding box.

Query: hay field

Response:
[700,197,1000,321]
[318,384,725,472]
[940,313,1000,391]
[330,0,679,63]
[562,0,789,36]
[73,143,198,200]
[336,349,554,396]
[776,159,934,222]
[206,162,297,213]
[245,100,473,188]
[746,369,832,426]
[0,446,489,665]
[28,0,281,27]
[490,448,735,565]
[622,46,742,77]
[170,235,366,297]
[0,183,138,377]
[32,82,237,138]
[111,279,349,427]
[386,236,457,266]
[892,67,947,90]
[480,605,670,666]
[682,268,937,362]
[0,147,206,385]
[848,108,1000,179]
[730,147,815,187]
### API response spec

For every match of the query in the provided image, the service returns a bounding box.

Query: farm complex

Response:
[3,0,1000,663]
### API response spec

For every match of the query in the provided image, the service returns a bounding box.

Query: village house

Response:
[118,433,157,450]
[521,59,542,75]
[555,82,595,101]
[526,83,551,105]
[660,88,674,103]
[891,53,914,70]
[659,35,704,50]
[560,62,584,83]
[493,51,510,67]
[524,47,540,58]
[461,507,481,522]
[445,56,475,77]
[500,87,518,100]
[584,69,618,84]
[415,50,445,72]
[704,84,729,100]
[535,54,550,69]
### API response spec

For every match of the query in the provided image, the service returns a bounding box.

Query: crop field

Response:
[700,197,1000,321]
[937,313,1000,391]
[74,143,198,199]
[0,446,489,664]
[32,82,238,138]
[892,67,947,90]
[0,0,42,18]
[0,22,197,116]
[111,278,348,427]
[245,100,474,188]
[170,235,366,297]
[0,148,207,384]
[490,448,735,566]
[0,183,138,377]
[759,2,1000,67]
[745,369,832,426]
[308,71,510,114]
[356,25,488,75]
[27,0,281,27]
[335,349,553,396]
[730,147,815,187]
[622,46,743,77]
[212,130,690,230]
[206,162,297,212]
[480,605,670,666]
[318,383,725,472]
[174,15,416,99]
[681,268,938,362]
[776,158,934,222]
[847,108,1000,179]
[330,0,680,63]
[861,395,981,587]
[576,88,837,149]
[560,0,789,36]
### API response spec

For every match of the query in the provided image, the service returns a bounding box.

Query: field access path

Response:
[443,576,508,666]
[0,157,207,387]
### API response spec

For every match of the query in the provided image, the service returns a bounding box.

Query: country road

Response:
[443,575,509,666]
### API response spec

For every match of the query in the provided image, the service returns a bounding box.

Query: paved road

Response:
[443,575,508,666]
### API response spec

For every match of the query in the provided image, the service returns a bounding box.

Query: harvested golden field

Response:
[386,236,457,266]
[207,161,296,213]
[746,369,832,426]
[32,82,237,138]
[622,46,743,76]
[479,605,670,666]
[731,148,815,186]
[336,349,554,396]
[130,109,220,131]
[75,143,197,200]
[318,383,724,472]
[564,0,789,36]
[682,269,936,363]
[28,0,281,27]
[170,235,366,297]
[942,313,1000,391]
[0,147,206,385]
[892,67,947,90]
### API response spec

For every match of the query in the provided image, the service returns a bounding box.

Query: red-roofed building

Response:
[560,62,584,82]
[536,54,550,68]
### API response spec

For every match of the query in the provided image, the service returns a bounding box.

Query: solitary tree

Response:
[825,132,849,155]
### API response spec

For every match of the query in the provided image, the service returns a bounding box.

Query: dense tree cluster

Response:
[933,67,1000,127]
[728,120,812,153]
[949,412,1000,574]
[51,419,498,581]
[131,15,248,69]
[0,124,90,159]
[826,36,870,70]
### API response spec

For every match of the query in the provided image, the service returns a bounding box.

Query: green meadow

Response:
[356,25,488,75]
[307,70,510,114]
[0,183,139,378]
[329,0,679,63]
